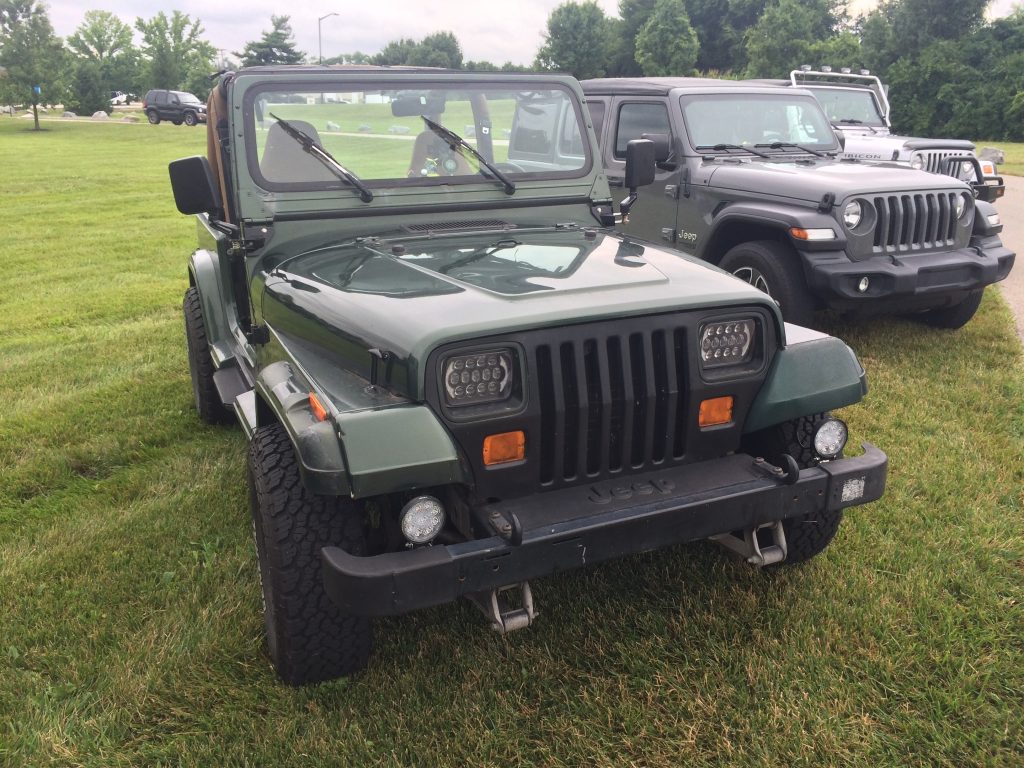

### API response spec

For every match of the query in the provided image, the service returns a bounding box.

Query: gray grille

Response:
[535,326,687,485]
[871,192,958,251]
[921,150,973,176]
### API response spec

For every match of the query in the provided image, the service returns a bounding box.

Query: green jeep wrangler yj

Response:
[169,66,887,685]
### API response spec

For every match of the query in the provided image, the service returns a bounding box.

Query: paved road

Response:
[995,174,1024,342]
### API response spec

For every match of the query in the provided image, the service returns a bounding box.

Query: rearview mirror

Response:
[169,156,222,216]
[391,92,446,117]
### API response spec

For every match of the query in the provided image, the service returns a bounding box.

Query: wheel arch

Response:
[699,203,844,265]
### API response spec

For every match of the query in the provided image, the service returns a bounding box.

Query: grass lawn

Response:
[1,117,1022,766]
[974,140,1024,177]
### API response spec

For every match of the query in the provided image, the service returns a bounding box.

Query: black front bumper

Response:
[322,445,887,617]
[804,238,1014,310]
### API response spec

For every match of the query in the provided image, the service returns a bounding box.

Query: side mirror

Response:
[641,132,671,162]
[620,139,656,220]
[623,138,656,189]
[169,156,222,216]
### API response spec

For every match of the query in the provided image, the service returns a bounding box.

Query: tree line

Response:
[1,0,1021,140]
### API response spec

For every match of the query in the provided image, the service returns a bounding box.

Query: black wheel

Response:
[719,240,816,327]
[743,413,843,564]
[184,111,197,127]
[248,423,374,685]
[920,289,983,329]
[146,109,160,124]
[172,118,182,126]
[183,287,232,425]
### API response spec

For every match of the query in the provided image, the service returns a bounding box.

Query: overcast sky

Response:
[46,0,1020,67]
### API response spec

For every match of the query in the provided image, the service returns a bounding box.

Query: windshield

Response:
[805,87,886,127]
[245,82,589,190]
[680,93,836,152]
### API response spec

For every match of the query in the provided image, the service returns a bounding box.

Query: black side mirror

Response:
[620,139,656,220]
[641,132,671,162]
[169,156,222,217]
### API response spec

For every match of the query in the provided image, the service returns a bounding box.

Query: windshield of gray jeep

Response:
[244,83,589,191]
[805,86,886,127]
[681,93,836,152]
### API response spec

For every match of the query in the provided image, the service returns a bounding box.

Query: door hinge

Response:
[661,227,676,243]
[664,184,680,200]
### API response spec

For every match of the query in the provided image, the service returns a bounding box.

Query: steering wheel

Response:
[493,161,525,173]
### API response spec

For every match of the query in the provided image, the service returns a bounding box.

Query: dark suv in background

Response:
[142,89,206,126]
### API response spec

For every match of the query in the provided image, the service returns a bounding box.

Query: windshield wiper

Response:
[835,118,877,133]
[438,239,521,273]
[420,116,515,195]
[755,141,827,158]
[268,112,373,203]
[696,143,771,159]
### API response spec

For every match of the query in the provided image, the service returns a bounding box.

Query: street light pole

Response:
[318,13,339,65]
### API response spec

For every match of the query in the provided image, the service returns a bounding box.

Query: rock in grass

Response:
[979,147,1005,165]
[63,111,77,119]
[92,111,110,120]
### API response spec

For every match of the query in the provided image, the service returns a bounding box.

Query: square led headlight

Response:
[699,319,755,369]
[443,348,514,407]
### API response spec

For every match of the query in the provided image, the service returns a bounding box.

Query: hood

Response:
[839,132,974,161]
[261,228,778,395]
[706,157,967,202]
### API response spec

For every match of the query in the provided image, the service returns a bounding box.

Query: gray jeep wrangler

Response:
[581,77,1014,328]
[169,66,887,685]
[782,68,1004,202]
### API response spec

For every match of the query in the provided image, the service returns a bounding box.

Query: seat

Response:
[407,129,474,178]
[260,120,338,183]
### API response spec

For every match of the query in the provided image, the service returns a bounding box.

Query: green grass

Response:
[974,140,1024,176]
[1,117,1023,766]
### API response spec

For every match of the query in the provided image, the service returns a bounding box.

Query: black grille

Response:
[535,326,687,485]
[871,192,958,251]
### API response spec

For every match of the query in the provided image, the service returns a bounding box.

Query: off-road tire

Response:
[184,111,197,127]
[183,287,232,425]
[921,289,983,329]
[172,118,182,126]
[744,413,843,564]
[146,109,160,124]
[719,240,816,327]
[248,423,374,685]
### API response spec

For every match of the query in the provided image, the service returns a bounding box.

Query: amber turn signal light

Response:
[309,392,328,422]
[483,430,525,465]
[699,396,734,427]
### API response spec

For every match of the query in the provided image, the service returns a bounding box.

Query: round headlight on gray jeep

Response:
[955,192,970,219]
[910,153,925,170]
[843,200,863,230]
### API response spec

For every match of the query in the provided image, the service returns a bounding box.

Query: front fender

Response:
[255,332,467,498]
[701,202,847,261]
[744,324,867,433]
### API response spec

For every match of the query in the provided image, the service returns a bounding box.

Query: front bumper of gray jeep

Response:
[802,236,1014,310]
[321,445,887,617]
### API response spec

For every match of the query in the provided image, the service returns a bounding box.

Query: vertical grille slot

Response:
[559,342,580,480]
[536,345,555,485]
[628,332,649,468]
[606,336,625,472]
[582,339,603,477]
[672,329,687,459]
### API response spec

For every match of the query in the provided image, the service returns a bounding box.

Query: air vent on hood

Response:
[405,219,513,233]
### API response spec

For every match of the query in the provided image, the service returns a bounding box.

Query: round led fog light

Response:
[400,496,445,544]
[857,276,870,293]
[813,419,848,459]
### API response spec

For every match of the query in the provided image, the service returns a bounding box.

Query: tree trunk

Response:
[32,100,39,131]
